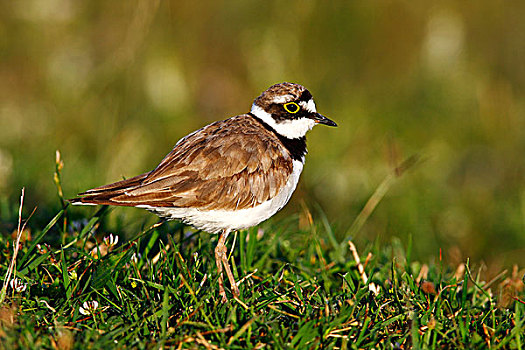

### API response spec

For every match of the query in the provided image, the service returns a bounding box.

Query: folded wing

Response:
[70,115,293,211]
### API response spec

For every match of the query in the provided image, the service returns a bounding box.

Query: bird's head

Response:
[251,82,337,139]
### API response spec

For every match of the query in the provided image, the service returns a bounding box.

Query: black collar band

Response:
[248,113,308,162]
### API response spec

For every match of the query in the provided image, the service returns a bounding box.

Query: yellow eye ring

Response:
[283,102,300,114]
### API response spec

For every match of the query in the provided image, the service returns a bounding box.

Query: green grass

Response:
[2,2,525,347]
[1,188,524,349]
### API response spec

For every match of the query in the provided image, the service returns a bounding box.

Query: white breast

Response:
[139,159,304,233]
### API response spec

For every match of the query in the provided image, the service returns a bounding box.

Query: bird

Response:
[70,82,337,302]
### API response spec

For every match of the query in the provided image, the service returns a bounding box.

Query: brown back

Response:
[72,114,294,210]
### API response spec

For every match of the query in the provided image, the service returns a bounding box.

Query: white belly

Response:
[139,160,304,233]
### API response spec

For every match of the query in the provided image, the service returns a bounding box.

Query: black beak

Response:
[312,113,337,127]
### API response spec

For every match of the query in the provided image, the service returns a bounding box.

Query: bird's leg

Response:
[215,229,240,302]
[221,232,240,298]
[215,230,228,302]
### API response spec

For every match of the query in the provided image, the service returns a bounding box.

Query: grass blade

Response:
[19,209,64,268]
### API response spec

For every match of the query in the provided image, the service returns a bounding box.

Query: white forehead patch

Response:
[271,94,293,104]
[251,104,316,139]
[299,99,317,113]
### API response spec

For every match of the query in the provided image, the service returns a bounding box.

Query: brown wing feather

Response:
[70,115,294,210]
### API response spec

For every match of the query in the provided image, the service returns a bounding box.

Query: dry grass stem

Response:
[348,240,380,295]
[0,188,28,305]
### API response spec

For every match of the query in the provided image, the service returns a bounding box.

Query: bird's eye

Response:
[283,102,300,114]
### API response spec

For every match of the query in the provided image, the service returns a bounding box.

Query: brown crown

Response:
[253,82,309,108]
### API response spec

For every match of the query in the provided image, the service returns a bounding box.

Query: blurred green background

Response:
[1,1,525,267]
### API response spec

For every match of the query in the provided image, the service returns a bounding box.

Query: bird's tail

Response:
[69,173,149,207]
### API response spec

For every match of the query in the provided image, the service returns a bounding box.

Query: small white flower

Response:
[79,300,99,315]
[37,243,51,254]
[9,278,27,292]
[131,252,141,264]
[193,252,199,261]
[103,234,119,249]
